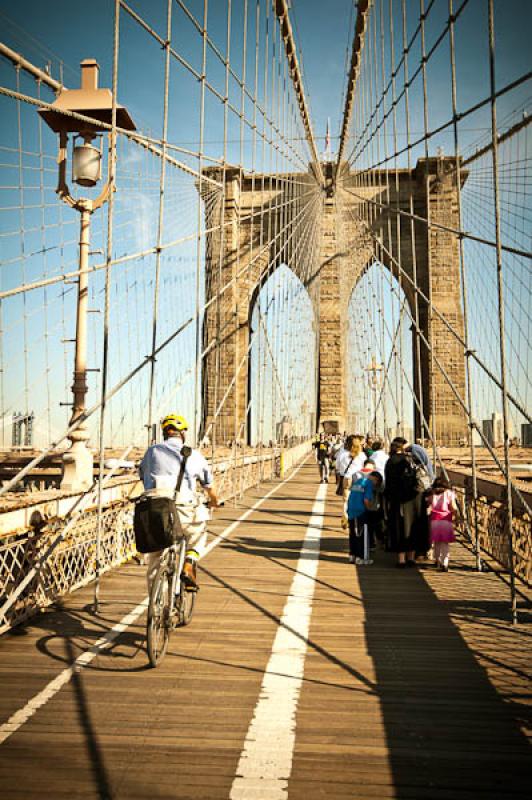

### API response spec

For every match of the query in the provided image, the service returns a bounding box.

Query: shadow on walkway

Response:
[356,551,532,798]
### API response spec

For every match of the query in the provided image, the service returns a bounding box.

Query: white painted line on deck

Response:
[230,481,327,800]
[0,457,309,746]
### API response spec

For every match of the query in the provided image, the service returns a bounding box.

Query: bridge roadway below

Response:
[0,460,530,799]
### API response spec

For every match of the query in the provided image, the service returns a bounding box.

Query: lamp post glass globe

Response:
[72,136,102,187]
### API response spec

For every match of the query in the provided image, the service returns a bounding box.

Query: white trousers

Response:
[146,502,207,592]
[433,541,450,568]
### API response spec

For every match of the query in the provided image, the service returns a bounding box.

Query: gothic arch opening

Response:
[346,259,416,442]
[248,264,317,445]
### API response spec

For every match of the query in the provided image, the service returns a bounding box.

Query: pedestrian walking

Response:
[345,470,381,565]
[384,437,425,568]
[407,443,434,559]
[370,439,389,479]
[362,465,384,549]
[342,436,366,491]
[427,476,458,571]
[315,435,331,483]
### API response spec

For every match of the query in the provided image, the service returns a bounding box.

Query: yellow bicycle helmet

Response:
[161,413,188,432]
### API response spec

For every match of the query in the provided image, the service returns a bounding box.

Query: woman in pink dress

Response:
[427,477,458,571]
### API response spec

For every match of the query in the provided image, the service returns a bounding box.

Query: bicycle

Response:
[146,534,196,667]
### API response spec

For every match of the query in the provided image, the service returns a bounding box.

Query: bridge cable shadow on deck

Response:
[64,637,113,800]
[354,552,532,799]
[199,563,376,692]
[30,596,150,673]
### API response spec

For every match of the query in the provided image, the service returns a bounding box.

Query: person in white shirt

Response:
[370,439,389,480]
[335,435,353,475]
[342,437,366,489]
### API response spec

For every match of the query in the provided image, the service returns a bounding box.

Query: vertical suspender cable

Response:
[487,0,517,624]
[147,0,173,443]
[193,0,209,446]
[416,0,437,458]
[94,0,120,612]
[448,0,480,568]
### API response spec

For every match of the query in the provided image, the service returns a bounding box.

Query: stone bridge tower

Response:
[200,157,467,447]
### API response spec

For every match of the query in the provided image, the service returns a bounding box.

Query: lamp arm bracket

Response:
[92,179,112,211]
[56,131,77,208]
[57,185,78,208]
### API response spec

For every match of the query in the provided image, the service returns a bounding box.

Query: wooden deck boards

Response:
[0,461,530,799]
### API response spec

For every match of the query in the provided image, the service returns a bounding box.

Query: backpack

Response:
[133,446,191,553]
[396,455,420,503]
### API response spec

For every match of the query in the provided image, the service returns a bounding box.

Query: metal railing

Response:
[0,440,311,634]
[449,469,531,588]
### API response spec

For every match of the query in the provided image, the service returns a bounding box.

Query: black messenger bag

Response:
[133,496,180,553]
[133,447,191,553]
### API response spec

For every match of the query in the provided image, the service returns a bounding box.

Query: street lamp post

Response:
[38,59,135,492]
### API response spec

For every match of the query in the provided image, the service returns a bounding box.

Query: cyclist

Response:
[139,413,219,592]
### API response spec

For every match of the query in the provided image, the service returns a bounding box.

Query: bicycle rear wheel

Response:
[178,584,196,626]
[147,563,172,667]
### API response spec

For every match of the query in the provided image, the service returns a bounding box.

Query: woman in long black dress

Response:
[407,443,434,558]
[384,439,424,567]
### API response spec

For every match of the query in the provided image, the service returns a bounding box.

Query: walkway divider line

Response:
[230,481,327,800]
[0,456,310,746]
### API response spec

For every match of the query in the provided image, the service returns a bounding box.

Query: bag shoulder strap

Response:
[343,456,355,476]
[174,445,192,499]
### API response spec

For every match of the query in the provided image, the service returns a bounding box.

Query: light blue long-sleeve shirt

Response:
[139,437,213,496]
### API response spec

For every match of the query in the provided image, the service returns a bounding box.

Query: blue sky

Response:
[0,0,530,447]
[3,0,529,152]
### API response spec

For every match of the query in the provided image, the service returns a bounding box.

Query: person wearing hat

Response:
[139,413,219,591]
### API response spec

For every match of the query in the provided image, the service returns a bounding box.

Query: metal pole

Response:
[74,206,91,420]
[61,201,93,491]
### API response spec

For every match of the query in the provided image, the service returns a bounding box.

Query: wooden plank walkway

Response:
[0,460,530,799]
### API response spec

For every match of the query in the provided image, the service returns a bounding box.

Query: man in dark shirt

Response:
[315,435,331,483]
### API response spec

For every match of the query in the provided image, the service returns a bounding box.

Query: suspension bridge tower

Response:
[200,154,467,447]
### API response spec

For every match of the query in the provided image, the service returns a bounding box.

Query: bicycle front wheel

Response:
[147,563,172,667]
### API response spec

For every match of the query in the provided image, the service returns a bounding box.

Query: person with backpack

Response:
[139,413,219,592]
[345,469,382,565]
[427,476,458,571]
[406,443,434,559]
[360,460,384,549]
[329,435,342,475]
[384,437,425,568]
